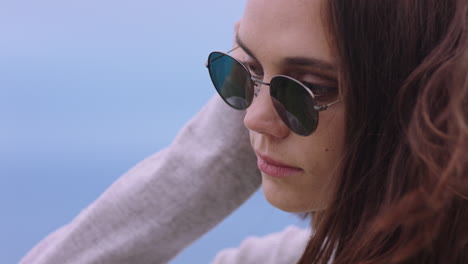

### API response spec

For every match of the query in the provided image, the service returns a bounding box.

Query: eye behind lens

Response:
[270,75,319,136]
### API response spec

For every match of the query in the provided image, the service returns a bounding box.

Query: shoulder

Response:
[211,225,310,264]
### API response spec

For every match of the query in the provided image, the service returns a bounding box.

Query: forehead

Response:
[238,0,333,66]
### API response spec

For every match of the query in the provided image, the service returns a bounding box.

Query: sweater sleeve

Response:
[20,95,261,264]
[211,226,310,264]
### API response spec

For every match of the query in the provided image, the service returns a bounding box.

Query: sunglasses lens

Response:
[270,76,318,136]
[207,52,253,109]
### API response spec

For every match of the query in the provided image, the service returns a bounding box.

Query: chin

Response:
[263,191,309,213]
[261,174,326,213]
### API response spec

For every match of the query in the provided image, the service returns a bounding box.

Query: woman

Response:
[207,0,467,263]
[22,0,467,263]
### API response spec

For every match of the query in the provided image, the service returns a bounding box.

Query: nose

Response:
[243,79,290,139]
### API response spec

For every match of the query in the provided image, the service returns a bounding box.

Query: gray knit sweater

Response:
[20,96,309,264]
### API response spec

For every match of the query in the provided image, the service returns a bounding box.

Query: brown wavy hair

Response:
[298,0,468,263]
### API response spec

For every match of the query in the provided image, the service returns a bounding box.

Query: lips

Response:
[256,152,303,178]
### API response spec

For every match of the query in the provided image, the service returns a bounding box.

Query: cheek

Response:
[262,109,346,213]
[301,109,346,174]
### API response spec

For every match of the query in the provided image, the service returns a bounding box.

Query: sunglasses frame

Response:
[206,47,341,135]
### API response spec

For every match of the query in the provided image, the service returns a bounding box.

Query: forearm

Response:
[20,96,260,264]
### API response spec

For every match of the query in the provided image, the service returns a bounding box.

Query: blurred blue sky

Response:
[0,1,308,263]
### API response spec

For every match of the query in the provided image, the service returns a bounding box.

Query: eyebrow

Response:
[235,34,260,62]
[235,34,336,73]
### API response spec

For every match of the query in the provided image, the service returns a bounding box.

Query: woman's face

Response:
[239,0,345,212]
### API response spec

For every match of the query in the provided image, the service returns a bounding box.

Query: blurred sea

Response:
[0,1,308,263]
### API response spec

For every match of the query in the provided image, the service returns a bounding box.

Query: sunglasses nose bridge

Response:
[244,79,290,139]
[250,76,271,96]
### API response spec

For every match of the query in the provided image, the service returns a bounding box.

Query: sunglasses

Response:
[206,47,341,136]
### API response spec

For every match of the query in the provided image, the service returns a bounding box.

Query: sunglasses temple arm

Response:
[205,47,241,67]
[226,46,240,54]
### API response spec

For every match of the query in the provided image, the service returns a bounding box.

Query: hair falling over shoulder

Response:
[298,0,468,263]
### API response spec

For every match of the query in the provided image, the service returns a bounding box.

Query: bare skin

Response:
[238,0,345,213]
